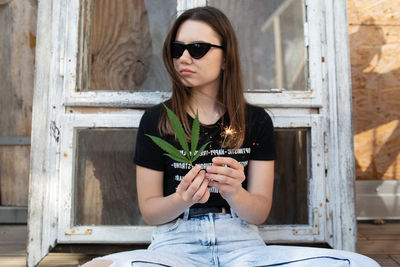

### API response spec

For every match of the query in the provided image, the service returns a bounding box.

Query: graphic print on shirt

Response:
[171,148,251,193]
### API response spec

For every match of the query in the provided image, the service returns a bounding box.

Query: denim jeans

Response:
[94,211,379,267]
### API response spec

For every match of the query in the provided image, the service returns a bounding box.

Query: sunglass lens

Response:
[188,43,211,59]
[171,43,185,58]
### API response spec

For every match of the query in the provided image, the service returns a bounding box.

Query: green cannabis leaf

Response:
[145,104,210,166]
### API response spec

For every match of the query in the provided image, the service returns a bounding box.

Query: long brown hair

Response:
[160,6,246,149]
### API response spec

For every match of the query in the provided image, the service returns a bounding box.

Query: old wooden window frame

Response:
[28,0,355,266]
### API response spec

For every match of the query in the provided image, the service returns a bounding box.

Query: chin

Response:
[180,79,195,88]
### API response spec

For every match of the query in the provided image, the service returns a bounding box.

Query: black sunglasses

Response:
[171,41,224,59]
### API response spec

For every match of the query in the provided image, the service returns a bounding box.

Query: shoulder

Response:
[245,103,273,126]
[142,103,164,121]
[139,102,166,134]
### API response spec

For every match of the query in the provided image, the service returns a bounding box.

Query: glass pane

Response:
[74,128,145,226]
[78,0,176,91]
[208,0,307,91]
[74,128,308,226]
[264,128,309,224]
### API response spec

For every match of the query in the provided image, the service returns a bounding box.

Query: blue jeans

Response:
[95,211,379,267]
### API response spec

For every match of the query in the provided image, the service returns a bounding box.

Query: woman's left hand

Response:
[205,157,246,201]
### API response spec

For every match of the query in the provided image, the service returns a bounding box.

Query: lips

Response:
[180,68,195,76]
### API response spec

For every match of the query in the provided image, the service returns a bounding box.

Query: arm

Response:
[206,157,274,225]
[136,164,210,225]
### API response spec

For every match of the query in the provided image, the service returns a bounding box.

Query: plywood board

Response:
[0,1,36,136]
[349,23,400,179]
[348,0,400,25]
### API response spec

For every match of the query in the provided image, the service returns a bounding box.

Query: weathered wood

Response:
[362,255,400,267]
[391,255,400,265]
[0,1,36,136]
[65,0,176,105]
[0,147,30,206]
[0,0,36,207]
[27,0,64,265]
[324,0,357,251]
[3,222,400,265]
[358,240,400,254]
[358,222,400,235]
[28,0,357,262]
[81,0,151,91]
[0,0,12,6]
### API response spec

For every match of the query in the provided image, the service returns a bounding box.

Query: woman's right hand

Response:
[176,165,210,205]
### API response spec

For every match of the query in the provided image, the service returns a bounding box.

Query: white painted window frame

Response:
[29,0,355,265]
[56,112,326,244]
[57,0,327,244]
[62,0,323,109]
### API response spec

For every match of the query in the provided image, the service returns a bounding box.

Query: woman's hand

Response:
[206,157,246,201]
[176,165,210,205]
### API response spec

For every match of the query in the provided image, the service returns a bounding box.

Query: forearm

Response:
[226,187,271,225]
[140,193,191,225]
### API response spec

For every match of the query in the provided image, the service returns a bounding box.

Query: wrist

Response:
[173,191,194,209]
[224,186,246,204]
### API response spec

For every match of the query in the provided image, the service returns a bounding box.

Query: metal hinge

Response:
[50,121,60,143]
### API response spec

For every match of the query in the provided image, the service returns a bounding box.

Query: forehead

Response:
[175,20,221,44]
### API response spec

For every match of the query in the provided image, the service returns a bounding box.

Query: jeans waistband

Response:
[179,207,231,219]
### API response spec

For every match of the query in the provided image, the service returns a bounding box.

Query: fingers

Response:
[185,170,206,200]
[194,178,210,203]
[177,166,210,204]
[177,165,202,192]
[206,157,245,182]
[212,157,244,171]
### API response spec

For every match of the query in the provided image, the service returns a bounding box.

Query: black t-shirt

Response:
[134,103,276,210]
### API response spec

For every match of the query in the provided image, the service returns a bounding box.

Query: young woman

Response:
[82,6,378,267]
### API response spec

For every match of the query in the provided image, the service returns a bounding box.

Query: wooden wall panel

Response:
[83,0,152,91]
[0,1,37,206]
[0,147,30,206]
[348,0,400,179]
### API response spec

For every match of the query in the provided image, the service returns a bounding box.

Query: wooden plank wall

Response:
[0,0,37,206]
[348,0,400,180]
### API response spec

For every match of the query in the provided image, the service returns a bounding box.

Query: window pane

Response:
[208,0,307,91]
[74,128,144,226]
[74,128,308,226]
[78,0,176,91]
[264,128,309,224]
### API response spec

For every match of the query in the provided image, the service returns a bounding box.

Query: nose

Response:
[179,49,192,64]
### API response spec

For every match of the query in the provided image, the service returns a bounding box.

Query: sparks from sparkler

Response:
[221,105,240,148]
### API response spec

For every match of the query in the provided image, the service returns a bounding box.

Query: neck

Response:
[187,84,224,125]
